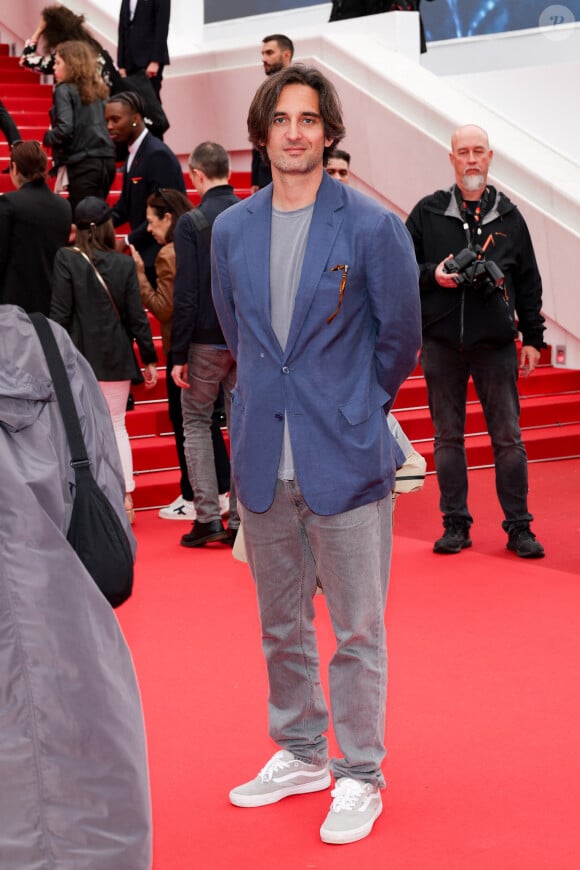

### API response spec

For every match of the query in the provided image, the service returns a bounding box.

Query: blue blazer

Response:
[211,172,421,515]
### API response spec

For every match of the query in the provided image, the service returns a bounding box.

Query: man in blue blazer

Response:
[211,66,421,845]
[106,91,185,280]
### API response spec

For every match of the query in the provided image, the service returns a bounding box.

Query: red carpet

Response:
[117,458,580,869]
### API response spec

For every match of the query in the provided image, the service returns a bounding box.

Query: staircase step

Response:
[0,82,53,97]
[131,433,179,473]
[0,95,52,111]
[127,402,171,437]
[414,422,580,471]
[394,391,580,442]
[0,69,38,83]
[4,110,48,125]
[107,186,251,205]
[394,366,580,411]
[132,468,183,511]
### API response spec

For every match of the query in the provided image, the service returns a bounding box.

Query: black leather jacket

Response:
[43,83,114,167]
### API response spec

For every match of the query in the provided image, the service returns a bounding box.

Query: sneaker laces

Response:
[258,751,293,783]
[511,527,536,542]
[329,778,366,812]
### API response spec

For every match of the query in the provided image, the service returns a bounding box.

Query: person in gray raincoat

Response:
[0,305,152,869]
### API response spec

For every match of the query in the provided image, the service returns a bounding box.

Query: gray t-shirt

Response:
[270,202,314,479]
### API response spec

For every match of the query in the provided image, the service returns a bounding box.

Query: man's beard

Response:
[265,62,284,75]
[270,152,321,175]
[461,172,485,192]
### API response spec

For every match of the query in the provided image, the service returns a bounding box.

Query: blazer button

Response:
[275,412,283,420]
[282,366,290,374]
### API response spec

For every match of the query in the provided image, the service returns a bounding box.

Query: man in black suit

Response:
[117,0,171,102]
[0,141,71,314]
[105,91,185,283]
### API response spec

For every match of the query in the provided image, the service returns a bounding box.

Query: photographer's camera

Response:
[444,245,505,298]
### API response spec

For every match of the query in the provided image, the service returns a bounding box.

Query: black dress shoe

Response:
[227,527,238,546]
[181,519,229,548]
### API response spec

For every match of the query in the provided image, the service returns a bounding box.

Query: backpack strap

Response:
[29,313,90,475]
[187,208,212,250]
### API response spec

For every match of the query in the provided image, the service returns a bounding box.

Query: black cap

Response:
[74,196,112,229]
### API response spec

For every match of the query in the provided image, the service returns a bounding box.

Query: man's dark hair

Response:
[106,90,145,117]
[248,65,345,164]
[262,33,294,58]
[10,140,48,181]
[324,147,351,166]
[189,142,230,181]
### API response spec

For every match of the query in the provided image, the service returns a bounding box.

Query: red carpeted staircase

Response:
[2,42,579,511]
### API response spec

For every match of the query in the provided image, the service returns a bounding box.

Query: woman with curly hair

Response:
[20,4,118,88]
[43,40,116,212]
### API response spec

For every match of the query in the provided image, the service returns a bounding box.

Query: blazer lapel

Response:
[283,174,344,358]
[242,188,283,353]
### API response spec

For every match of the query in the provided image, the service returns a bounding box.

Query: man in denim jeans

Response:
[406,124,546,558]
[171,142,240,547]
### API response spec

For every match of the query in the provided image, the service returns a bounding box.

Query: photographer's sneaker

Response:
[507,527,545,558]
[229,749,331,808]
[320,778,383,845]
[159,495,196,521]
[433,525,471,554]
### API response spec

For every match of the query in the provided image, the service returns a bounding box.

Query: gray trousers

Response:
[240,478,392,787]
[181,344,239,527]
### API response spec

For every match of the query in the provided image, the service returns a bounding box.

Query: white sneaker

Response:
[158,495,196,521]
[320,778,383,844]
[229,749,331,808]
[219,493,230,517]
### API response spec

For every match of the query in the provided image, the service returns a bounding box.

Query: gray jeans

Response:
[240,478,392,787]
[181,344,239,527]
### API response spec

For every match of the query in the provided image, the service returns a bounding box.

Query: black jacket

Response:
[251,148,272,190]
[50,247,157,382]
[117,0,171,72]
[0,179,72,314]
[406,185,546,351]
[112,131,185,269]
[43,84,114,168]
[171,185,240,364]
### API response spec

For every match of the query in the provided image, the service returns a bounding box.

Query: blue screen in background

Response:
[421,0,579,40]
[205,0,580,40]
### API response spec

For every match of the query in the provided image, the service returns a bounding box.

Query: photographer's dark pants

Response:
[420,338,533,534]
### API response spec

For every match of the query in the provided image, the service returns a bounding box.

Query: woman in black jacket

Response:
[50,196,158,522]
[43,40,116,212]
